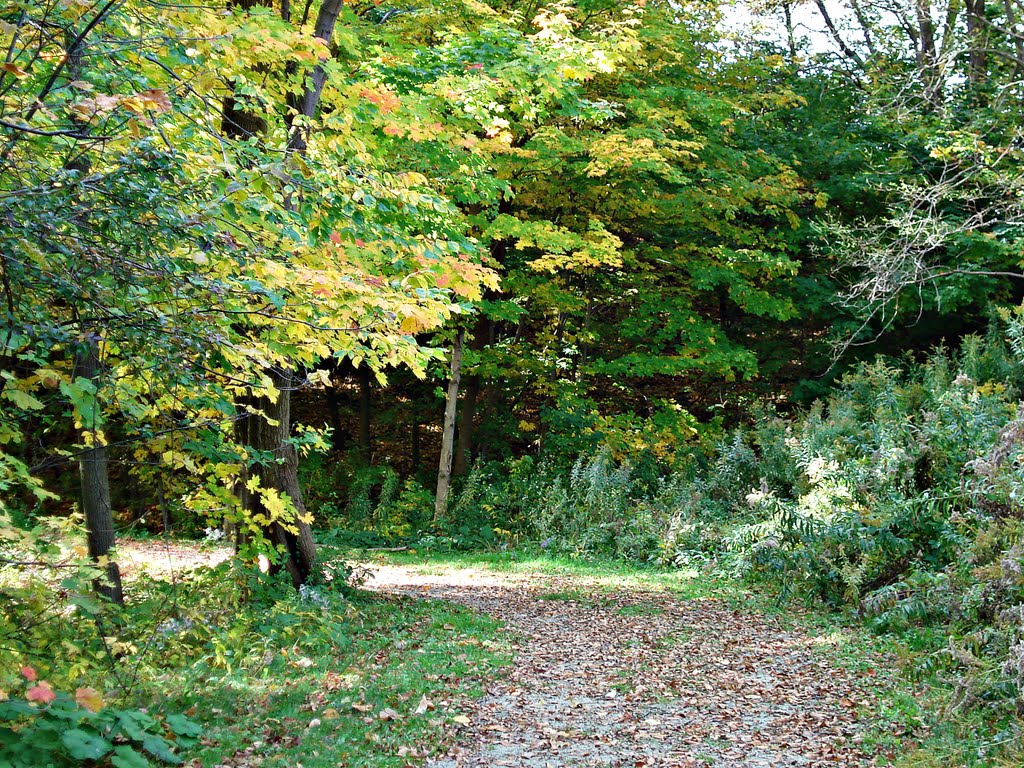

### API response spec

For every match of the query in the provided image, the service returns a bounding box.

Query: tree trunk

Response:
[849,0,876,56]
[236,369,317,587]
[813,0,866,69]
[74,340,123,606]
[783,2,798,61]
[65,36,123,606]
[434,331,464,522]
[965,0,988,90]
[914,0,943,106]
[223,0,347,585]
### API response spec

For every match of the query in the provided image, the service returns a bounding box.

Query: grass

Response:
[616,603,665,616]
[97,542,1017,768]
[182,599,506,767]
[345,546,714,599]
[117,558,511,768]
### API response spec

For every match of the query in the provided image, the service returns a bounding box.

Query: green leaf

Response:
[4,389,44,410]
[142,735,182,764]
[165,713,203,738]
[115,710,154,742]
[0,700,37,717]
[69,591,105,615]
[61,728,112,760]
[111,745,152,768]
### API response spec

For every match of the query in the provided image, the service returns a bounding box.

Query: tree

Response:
[437,1,806,451]
[740,1,1024,364]
[0,0,499,587]
[434,330,464,521]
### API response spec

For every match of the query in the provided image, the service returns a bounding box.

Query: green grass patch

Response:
[616,603,664,617]
[118,561,511,768]
[345,546,711,598]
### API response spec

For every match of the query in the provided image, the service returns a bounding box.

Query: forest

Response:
[4,0,1024,765]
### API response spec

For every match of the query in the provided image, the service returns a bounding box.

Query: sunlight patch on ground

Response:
[118,539,231,580]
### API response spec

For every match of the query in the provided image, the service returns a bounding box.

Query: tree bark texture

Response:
[965,0,988,88]
[63,29,122,606]
[434,331,464,522]
[74,340,123,606]
[914,0,944,105]
[783,2,798,61]
[235,368,317,587]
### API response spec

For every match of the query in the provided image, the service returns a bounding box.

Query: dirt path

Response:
[365,562,893,768]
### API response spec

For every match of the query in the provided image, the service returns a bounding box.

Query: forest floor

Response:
[113,542,919,767]
[362,553,913,767]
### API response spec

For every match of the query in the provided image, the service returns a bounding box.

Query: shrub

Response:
[707,335,1024,739]
[0,671,201,767]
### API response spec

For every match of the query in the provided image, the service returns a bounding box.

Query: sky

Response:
[722,1,852,56]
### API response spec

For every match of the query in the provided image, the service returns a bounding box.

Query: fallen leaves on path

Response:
[119,538,231,580]
[366,564,901,768]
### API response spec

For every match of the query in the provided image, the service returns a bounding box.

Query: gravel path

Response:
[365,563,891,768]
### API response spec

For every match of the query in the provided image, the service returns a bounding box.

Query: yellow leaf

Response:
[75,687,104,713]
[1,62,29,79]
[137,89,172,113]
[119,96,145,114]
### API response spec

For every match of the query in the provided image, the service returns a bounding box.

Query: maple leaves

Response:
[11,667,101,712]
[25,681,57,706]
[487,215,625,274]
[74,687,104,713]
[69,89,172,123]
[2,660,202,765]
[0,0,515,568]
[359,87,401,115]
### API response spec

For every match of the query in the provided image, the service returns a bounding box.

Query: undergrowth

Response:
[319,325,1024,765]
[1,536,509,768]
